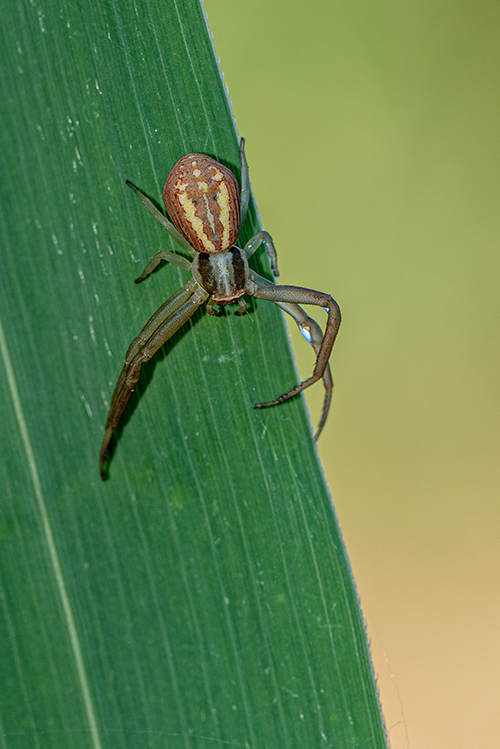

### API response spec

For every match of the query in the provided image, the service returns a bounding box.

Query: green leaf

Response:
[0,0,386,746]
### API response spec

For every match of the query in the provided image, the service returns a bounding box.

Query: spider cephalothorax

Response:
[99,139,341,479]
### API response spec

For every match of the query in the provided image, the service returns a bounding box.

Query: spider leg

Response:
[126,180,195,256]
[134,250,192,283]
[99,280,208,479]
[125,277,199,362]
[239,137,250,231]
[248,279,341,432]
[274,301,333,440]
[235,298,248,316]
[243,230,279,277]
[206,298,223,317]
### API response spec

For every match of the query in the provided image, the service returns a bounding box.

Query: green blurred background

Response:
[203,0,500,747]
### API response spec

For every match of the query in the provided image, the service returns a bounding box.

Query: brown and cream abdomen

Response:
[163,153,240,254]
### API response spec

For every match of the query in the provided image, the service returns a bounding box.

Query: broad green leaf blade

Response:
[0,0,387,747]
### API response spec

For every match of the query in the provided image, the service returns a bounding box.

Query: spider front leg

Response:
[248,279,341,434]
[275,301,334,440]
[99,281,208,479]
[247,271,333,437]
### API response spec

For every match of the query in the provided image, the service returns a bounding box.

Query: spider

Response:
[99,139,341,479]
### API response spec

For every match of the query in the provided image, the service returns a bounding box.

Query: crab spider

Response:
[99,139,341,479]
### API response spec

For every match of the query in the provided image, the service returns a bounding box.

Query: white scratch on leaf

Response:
[80,394,93,418]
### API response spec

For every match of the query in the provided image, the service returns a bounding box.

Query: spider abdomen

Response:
[192,247,248,303]
[163,153,240,254]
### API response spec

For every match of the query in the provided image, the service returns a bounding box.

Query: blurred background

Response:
[203,0,500,746]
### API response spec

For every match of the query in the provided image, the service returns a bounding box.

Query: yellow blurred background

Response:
[203,0,500,746]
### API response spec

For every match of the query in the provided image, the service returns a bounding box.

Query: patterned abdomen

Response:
[163,153,240,253]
